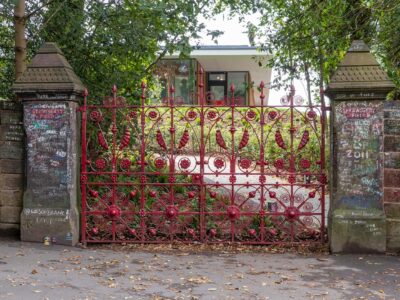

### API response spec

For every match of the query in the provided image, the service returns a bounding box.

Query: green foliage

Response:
[4,0,398,101]
[371,2,400,97]
[0,11,14,99]
[0,0,216,99]
[218,0,400,99]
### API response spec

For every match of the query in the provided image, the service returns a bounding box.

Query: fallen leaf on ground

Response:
[316,258,328,262]
[187,276,212,284]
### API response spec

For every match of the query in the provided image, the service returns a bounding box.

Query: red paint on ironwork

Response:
[238,129,249,149]
[165,205,178,219]
[107,205,121,218]
[227,206,241,220]
[209,228,217,237]
[79,82,327,245]
[248,228,257,237]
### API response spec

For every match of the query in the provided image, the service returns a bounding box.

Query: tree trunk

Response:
[304,62,313,106]
[14,0,26,80]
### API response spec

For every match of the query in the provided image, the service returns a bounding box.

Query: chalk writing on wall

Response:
[24,101,73,207]
[336,92,378,100]
[334,218,383,236]
[335,101,383,209]
[23,208,70,218]
[384,119,400,135]
[0,124,24,142]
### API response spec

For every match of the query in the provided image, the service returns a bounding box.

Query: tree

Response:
[2,0,398,101]
[371,1,400,93]
[1,0,216,100]
[2,0,74,97]
[0,4,15,98]
[14,0,26,80]
[218,0,400,101]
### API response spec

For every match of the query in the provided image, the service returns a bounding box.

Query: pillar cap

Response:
[326,40,395,99]
[12,42,84,96]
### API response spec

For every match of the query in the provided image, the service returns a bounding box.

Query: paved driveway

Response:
[0,238,399,300]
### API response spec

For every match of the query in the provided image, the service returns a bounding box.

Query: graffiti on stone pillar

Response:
[335,101,383,209]
[24,101,73,207]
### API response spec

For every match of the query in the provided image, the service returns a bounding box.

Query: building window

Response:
[154,59,196,104]
[209,73,226,81]
[228,72,248,105]
[207,72,227,105]
[207,71,248,105]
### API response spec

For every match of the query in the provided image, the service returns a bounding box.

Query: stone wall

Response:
[0,100,25,236]
[383,100,400,251]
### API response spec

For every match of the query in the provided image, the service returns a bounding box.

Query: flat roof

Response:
[193,45,257,50]
[167,45,267,58]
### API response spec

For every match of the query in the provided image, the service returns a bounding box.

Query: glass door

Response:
[227,72,248,105]
[207,72,227,105]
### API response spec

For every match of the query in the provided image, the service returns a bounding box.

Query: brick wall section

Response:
[0,100,24,236]
[383,100,400,250]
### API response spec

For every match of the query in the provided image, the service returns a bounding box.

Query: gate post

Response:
[12,43,84,246]
[326,40,396,253]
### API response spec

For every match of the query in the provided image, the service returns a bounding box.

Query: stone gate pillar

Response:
[326,40,396,253]
[12,43,84,246]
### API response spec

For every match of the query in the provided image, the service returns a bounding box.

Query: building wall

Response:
[383,100,400,250]
[0,100,24,236]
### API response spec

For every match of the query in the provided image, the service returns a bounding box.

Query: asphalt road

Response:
[0,237,399,300]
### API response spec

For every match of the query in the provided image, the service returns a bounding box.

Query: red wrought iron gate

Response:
[80,81,327,244]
